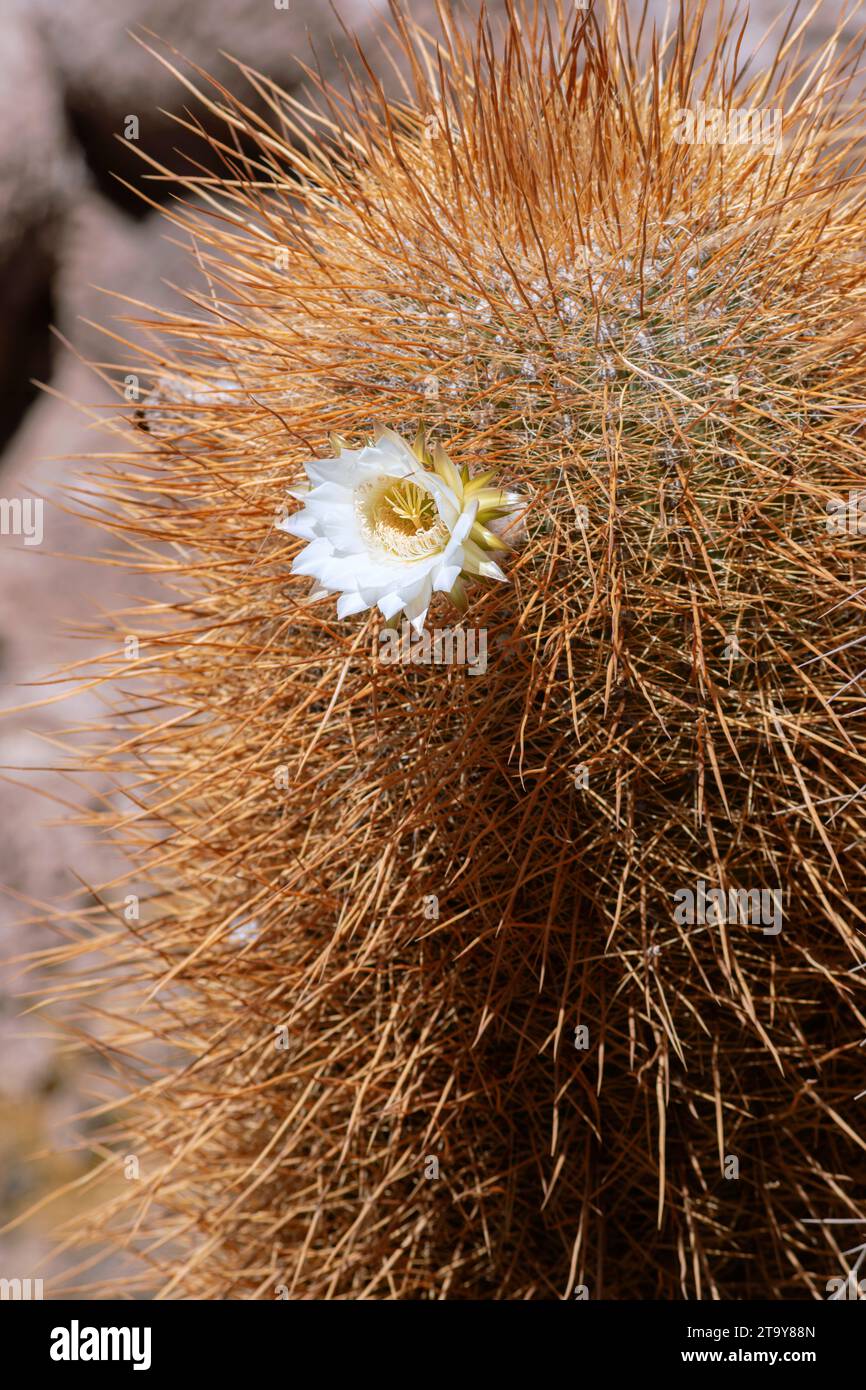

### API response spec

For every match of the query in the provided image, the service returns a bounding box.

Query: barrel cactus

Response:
[52,1,866,1298]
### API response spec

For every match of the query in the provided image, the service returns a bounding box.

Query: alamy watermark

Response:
[673,879,782,935]
[827,492,866,535]
[0,497,43,546]
[0,1276,43,1299]
[375,621,488,675]
[50,1321,151,1371]
[673,102,781,150]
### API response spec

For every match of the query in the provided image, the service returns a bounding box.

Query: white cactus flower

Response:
[279,428,522,632]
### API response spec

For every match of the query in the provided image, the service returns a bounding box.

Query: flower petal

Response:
[280,431,522,629]
[336,591,370,619]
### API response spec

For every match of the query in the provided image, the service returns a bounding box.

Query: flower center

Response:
[356,477,450,560]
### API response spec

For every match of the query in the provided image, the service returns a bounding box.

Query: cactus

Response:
[46,2,866,1298]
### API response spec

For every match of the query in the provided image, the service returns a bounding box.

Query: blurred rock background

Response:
[0,0,852,1295]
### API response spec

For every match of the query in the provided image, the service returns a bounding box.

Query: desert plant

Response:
[29,0,866,1297]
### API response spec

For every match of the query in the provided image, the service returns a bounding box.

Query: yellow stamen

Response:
[356,476,449,560]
